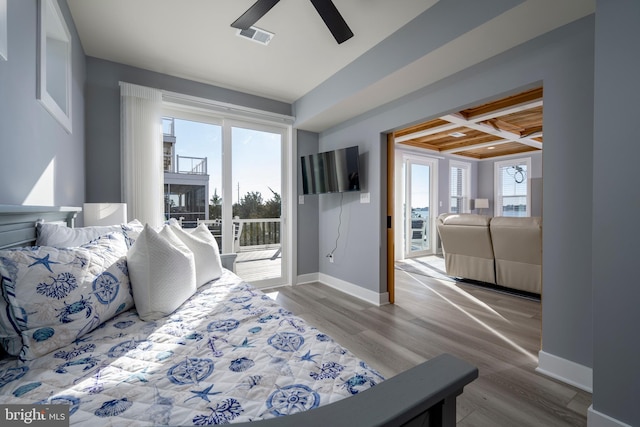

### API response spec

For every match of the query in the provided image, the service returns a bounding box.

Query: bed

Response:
[0,205,477,426]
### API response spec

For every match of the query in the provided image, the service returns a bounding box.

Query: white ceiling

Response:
[67,0,594,132]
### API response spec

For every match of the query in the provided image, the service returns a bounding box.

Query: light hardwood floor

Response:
[265,268,591,426]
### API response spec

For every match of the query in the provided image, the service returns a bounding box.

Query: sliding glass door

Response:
[228,121,285,286]
[163,110,289,288]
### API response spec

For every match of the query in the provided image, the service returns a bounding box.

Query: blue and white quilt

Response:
[0,270,383,425]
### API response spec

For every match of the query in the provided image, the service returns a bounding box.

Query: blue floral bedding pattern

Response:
[0,270,383,425]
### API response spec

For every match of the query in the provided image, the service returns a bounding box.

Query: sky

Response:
[168,118,281,205]
[408,162,431,210]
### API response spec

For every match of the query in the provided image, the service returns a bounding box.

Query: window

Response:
[495,157,531,217]
[450,160,470,213]
[162,117,218,228]
[37,0,72,132]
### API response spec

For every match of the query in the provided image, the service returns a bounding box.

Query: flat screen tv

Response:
[301,146,360,195]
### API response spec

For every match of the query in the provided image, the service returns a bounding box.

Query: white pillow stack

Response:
[127,224,197,321]
[169,223,223,287]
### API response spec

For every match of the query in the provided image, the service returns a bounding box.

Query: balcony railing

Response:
[234,218,281,250]
[193,218,281,252]
[176,155,207,175]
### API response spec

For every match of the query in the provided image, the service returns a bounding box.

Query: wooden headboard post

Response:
[0,205,82,249]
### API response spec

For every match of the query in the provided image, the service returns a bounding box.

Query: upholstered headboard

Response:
[0,205,81,250]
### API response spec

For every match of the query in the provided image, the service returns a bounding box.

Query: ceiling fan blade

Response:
[309,0,354,44]
[231,0,280,30]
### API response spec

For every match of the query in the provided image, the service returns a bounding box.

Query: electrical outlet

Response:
[328,254,334,263]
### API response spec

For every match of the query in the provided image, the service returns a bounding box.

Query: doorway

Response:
[395,152,438,261]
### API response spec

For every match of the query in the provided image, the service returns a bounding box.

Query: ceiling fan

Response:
[231,0,354,44]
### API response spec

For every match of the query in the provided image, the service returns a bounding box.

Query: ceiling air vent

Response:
[237,26,274,45]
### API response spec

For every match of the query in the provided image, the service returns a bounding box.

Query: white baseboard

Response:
[536,350,592,393]
[316,273,389,306]
[296,273,320,285]
[588,405,633,427]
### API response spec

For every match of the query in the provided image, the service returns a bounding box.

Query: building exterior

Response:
[163,118,209,227]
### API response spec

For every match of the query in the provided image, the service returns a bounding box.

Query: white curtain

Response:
[120,82,163,228]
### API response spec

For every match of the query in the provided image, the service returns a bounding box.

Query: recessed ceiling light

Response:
[448,132,466,138]
[487,146,496,150]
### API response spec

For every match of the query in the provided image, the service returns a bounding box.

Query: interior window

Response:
[495,157,531,217]
[450,160,470,213]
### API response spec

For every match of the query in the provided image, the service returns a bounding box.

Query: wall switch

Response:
[298,195,304,204]
[360,192,370,203]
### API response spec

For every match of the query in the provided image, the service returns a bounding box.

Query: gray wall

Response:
[0,0,85,208]
[592,1,640,425]
[316,133,376,290]
[84,57,292,203]
[294,0,524,130]
[307,17,595,373]
[296,130,319,275]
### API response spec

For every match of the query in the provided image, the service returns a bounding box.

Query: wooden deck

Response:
[234,247,282,283]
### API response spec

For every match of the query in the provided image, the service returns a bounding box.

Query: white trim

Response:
[449,159,471,213]
[536,350,593,393]
[394,143,445,160]
[0,0,7,61]
[296,273,320,285]
[37,0,72,133]
[588,405,633,427]
[290,129,297,286]
[162,90,295,126]
[401,154,438,258]
[318,273,390,306]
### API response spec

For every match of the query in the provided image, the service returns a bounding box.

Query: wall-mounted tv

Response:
[301,146,360,195]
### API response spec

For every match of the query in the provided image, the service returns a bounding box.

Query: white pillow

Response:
[36,220,144,248]
[170,223,223,287]
[127,224,196,321]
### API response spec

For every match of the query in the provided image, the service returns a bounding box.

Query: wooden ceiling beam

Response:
[394,122,460,143]
[398,140,440,151]
[462,99,543,123]
[441,113,543,150]
[520,125,543,138]
[460,87,543,119]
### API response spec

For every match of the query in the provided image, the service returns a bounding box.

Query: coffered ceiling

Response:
[394,87,543,160]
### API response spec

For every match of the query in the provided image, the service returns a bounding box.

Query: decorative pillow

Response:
[36,220,144,248]
[127,224,196,321]
[0,232,134,360]
[170,223,223,287]
[0,278,22,355]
